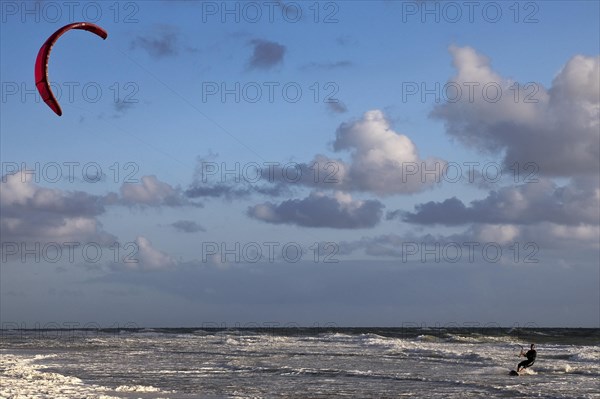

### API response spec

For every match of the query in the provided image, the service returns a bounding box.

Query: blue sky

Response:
[1,1,599,327]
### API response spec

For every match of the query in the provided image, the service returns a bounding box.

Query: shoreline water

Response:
[1,328,599,399]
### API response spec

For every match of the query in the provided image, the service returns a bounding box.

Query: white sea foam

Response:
[0,353,119,399]
[114,385,162,392]
[0,352,173,399]
[571,349,600,362]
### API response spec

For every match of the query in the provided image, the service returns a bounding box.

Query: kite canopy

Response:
[34,22,108,116]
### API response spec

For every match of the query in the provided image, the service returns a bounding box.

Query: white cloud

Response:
[258,110,444,196]
[122,236,178,271]
[471,222,600,250]
[188,110,442,199]
[0,172,199,266]
[329,110,444,195]
[431,46,599,176]
[473,224,520,245]
[0,173,114,244]
[120,175,198,207]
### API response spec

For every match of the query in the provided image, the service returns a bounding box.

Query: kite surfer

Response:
[516,343,537,372]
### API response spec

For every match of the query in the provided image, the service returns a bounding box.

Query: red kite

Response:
[35,22,108,116]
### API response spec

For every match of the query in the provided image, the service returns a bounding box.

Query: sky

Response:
[0,0,598,328]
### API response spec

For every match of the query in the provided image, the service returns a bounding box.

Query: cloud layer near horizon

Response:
[0,173,195,270]
[396,177,599,226]
[247,191,384,228]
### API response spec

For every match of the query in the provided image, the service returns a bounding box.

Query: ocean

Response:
[1,327,598,398]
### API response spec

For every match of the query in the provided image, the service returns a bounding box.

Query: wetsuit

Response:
[518,349,536,370]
